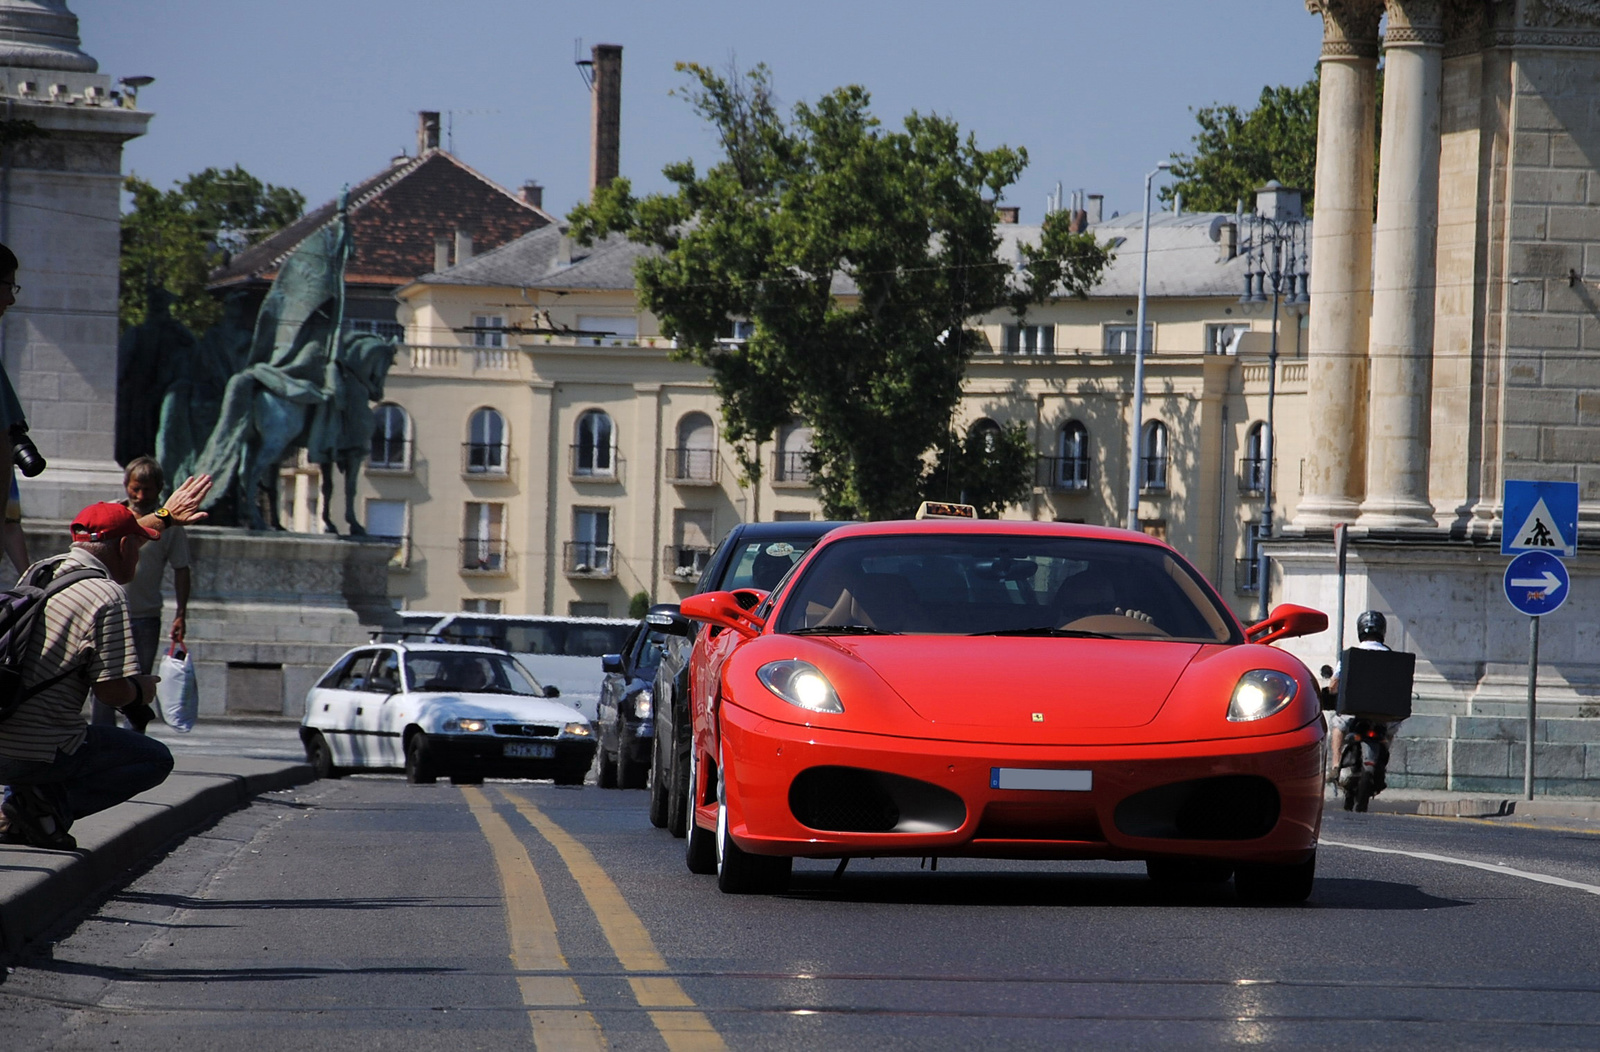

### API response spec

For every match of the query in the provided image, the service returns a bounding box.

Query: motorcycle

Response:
[1337,718,1390,812]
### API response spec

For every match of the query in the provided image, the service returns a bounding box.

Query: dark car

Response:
[649,520,849,834]
[596,604,688,789]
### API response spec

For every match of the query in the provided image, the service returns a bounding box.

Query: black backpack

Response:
[0,557,108,723]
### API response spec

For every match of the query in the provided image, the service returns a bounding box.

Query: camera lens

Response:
[12,435,45,477]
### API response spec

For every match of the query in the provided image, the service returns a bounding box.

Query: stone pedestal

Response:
[24,524,399,718]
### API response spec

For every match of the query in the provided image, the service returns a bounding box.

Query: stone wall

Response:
[1388,713,1600,796]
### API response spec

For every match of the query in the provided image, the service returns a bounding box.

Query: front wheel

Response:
[597,745,618,789]
[714,746,791,895]
[684,746,717,875]
[666,706,689,838]
[306,731,342,780]
[1235,851,1316,905]
[1353,770,1375,812]
[405,733,437,785]
[648,727,670,828]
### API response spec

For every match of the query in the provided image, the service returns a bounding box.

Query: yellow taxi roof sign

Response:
[915,501,978,520]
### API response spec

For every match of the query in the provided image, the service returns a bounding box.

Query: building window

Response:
[1140,420,1169,491]
[576,315,639,343]
[366,499,409,568]
[668,508,715,583]
[1237,522,1267,594]
[370,403,410,470]
[970,418,1002,454]
[1104,323,1154,355]
[719,318,755,346]
[668,411,718,483]
[1241,421,1268,495]
[568,507,613,576]
[774,421,814,484]
[461,502,506,573]
[465,407,507,475]
[1206,323,1250,356]
[1054,421,1090,490]
[472,315,505,349]
[773,511,811,521]
[348,318,404,340]
[1001,323,1055,354]
[462,598,502,614]
[574,410,616,476]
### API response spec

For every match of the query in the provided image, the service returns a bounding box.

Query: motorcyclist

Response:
[1328,610,1402,790]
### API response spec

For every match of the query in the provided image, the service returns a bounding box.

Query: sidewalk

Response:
[0,754,312,966]
[1345,787,1600,821]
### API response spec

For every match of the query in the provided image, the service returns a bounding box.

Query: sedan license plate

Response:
[991,768,1092,792]
[504,741,555,759]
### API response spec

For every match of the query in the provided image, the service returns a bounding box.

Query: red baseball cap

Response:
[70,502,160,543]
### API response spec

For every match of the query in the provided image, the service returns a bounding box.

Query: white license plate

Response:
[991,768,1093,792]
[504,742,555,759]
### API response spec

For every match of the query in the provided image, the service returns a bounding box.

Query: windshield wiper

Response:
[789,625,897,636]
[971,626,1118,639]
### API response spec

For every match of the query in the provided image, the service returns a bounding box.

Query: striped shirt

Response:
[0,548,139,761]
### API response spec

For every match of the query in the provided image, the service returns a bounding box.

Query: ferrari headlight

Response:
[633,688,653,720]
[563,721,593,737]
[757,659,843,714]
[443,717,487,732]
[1227,669,1298,722]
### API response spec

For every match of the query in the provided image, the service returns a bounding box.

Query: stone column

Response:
[1296,0,1382,529]
[1358,0,1444,530]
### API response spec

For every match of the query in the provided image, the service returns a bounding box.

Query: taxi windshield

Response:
[773,534,1239,643]
[405,652,542,694]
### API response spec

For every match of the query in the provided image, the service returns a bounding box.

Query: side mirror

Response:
[1247,604,1329,646]
[647,606,692,636]
[544,684,561,698]
[680,590,767,639]
[601,653,624,674]
[370,678,398,694]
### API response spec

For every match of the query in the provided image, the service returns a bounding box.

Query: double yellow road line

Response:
[462,786,725,1051]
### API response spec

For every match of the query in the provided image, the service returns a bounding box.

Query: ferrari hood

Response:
[828,636,1201,738]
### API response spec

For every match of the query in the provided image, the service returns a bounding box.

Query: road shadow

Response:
[114,891,497,912]
[782,871,1468,911]
[29,958,462,985]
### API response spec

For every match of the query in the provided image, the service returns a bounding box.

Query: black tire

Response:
[450,772,484,786]
[305,731,342,780]
[715,786,791,895]
[684,747,718,875]
[404,733,437,785]
[666,725,689,838]
[648,728,670,828]
[1343,787,1357,811]
[1146,857,1234,885]
[1353,770,1374,812]
[597,745,618,789]
[618,736,648,790]
[553,765,587,787]
[1236,851,1317,905]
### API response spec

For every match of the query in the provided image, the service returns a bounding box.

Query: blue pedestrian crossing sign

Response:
[1502,480,1578,558]
[1504,551,1571,617]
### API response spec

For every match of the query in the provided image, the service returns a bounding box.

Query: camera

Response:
[10,424,44,477]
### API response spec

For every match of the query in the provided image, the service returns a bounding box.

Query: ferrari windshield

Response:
[773,533,1239,643]
[404,652,542,695]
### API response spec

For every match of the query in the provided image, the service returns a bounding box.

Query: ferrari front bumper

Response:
[719,703,1324,866]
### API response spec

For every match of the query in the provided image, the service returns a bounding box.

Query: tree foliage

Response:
[570,63,1109,520]
[928,420,1037,519]
[1163,74,1320,214]
[120,165,305,332]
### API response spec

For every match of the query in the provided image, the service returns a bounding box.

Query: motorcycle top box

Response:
[1336,647,1415,722]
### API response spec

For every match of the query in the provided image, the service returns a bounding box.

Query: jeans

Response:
[91,617,161,728]
[0,725,173,828]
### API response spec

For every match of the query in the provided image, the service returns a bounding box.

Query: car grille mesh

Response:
[494,723,560,738]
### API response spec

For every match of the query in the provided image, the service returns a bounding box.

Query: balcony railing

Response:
[1239,457,1268,495]
[569,445,622,482]
[368,437,413,473]
[665,544,714,583]
[1139,455,1169,492]
[462,442,509,477]
[564,541,616,578]
[665,447,720,485]
[1038,455,1091,491]
[772,450,814,486]
[460,537,510,575]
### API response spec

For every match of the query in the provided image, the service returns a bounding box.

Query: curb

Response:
[0,757,315,964]
[1364,795,1600,821]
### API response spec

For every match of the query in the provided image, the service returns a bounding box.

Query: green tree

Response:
[1163,74,1320,214]
[120,165,305,332]
[928,420,1037,519]
[571,63,1109,521]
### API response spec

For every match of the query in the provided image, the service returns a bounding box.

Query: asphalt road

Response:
[4,773,1599,1050]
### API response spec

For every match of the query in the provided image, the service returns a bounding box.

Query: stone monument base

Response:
[23,523,398,719]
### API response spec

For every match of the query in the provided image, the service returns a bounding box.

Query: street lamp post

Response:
[1240,181,1311,620]
[1126,162,1170,532]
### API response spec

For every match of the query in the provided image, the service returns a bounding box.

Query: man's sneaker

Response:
[2,788,76,850]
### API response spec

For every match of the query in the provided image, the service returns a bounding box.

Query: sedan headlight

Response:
[442,717,487,732]
[757,659,843,714]
[1227,669,1298,722]
[562,721,593,737]
[633,688,653,720]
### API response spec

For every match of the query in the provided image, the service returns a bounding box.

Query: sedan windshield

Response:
[773,534,1239,643]
[405,652,542,695]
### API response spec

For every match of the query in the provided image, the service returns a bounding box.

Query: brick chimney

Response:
[520,181,544,209]
[418,111,441,154]
[588,44,622,197]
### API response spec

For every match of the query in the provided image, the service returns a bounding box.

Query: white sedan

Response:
[300,642,598,785]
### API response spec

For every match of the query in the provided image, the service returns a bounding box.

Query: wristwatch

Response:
[154,507,173,527]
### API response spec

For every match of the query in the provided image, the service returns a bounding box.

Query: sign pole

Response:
[1526,615,1539,801]
[1333,524,1348,660]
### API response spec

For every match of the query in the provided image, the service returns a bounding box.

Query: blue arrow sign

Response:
[1503,480,1578,558]
[1504,551,1571,617]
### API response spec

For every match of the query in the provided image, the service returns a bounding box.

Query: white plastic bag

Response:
[157,646,198,732]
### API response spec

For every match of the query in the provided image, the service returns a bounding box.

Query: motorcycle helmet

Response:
[1355,609,1387,643]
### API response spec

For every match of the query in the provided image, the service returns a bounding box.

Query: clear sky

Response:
[77,0,1323,223]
